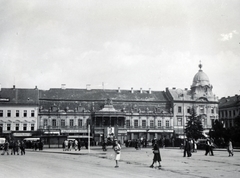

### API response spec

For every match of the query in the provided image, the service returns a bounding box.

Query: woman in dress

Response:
[227,139,233,157]
[150,138,161,168]
[113,139,121,168]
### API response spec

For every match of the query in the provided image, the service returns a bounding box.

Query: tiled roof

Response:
[39,88,170,112]
[0,88,39,105]
[219,95,240,109]
[39,88,168,101]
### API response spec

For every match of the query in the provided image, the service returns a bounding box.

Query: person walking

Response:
[74,139,78,151]
[20,140,26,155]
[205,138,210,156]
[113,139,121,168]
[1,140,10,155]
[78,139,82,151]
[183,138,191,157]
[227,139,234,157]
[150,138,161,168]
[15,140,20,155]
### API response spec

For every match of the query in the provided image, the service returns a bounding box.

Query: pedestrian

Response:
[1,140,10,155]
[15,140,20,155]
[205,138,214,156]
[78,139,81,151]
[74,139,78,151]
[20,140,26,155]
[68,140,72,151]
[227,139,234,157]
[64,139,68,151]
[113,139,121,168]
[11,140,16,155]
[209,139,214,156]
[150,138,161,168]
[183,138,191,157]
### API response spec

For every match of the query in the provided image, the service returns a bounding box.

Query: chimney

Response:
[35,86,38,90]
[149,88,152,94]
[131,87,134,93]
[86,84,91,90]
[118,87,121,93]
[185,88,188,91]
[140,88,142,93]
[13,85,15,89]
[61,84,66,90]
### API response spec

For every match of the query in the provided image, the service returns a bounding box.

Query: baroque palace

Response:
[0,64,219,145]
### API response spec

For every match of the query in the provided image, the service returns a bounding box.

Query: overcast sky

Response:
[0,0,239,98]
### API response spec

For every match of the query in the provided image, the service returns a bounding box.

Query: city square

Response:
[1,1,240,178]
[1,147,239,178]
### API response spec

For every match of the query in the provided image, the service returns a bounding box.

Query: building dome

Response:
[191,63,211,88]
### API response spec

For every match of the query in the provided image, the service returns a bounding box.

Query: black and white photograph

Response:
[0,0,239,178]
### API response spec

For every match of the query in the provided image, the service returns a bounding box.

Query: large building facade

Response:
[0,86,39,140]
[0,64,219,144]
[219,95,240,128]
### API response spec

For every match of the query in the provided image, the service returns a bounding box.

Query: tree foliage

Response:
[184,107,204,140]
[209,119,226,147]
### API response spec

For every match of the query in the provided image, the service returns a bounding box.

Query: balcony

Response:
[39,125,87,130]
[126,126,173,130]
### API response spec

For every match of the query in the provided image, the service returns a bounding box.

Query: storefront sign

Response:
[61,129,87,133]
[0,98,10,102]
[13,133,32,137]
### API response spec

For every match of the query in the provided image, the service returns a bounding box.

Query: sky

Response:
[0,0,239,98]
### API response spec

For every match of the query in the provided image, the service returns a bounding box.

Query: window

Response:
[16,110,19,117]
[31,124,34,131]
[61,119,65,127]
[0,110,3,117]
[52,119,56,127]
[70,119,74,127]
[15,124,19,131]
[7,124,11,131]
[78,119,82,127]
[23,124,27,131]
[177,117,182,126]
[142,120,146,128]
[24,110,27,117]
[126,120,130,128]
[203,118,207,126]
[43,119,48,127]
[187,108,191,114]
[158,120,162,127]
[7,110,11,117]
[134,120,138,128]
[178,106,182,113]
[150,120,154,128]
[31,110,35,117]
[211,108,214,114]
[200,106,204,114]
[166,120,170,128]
[0,124,3,131]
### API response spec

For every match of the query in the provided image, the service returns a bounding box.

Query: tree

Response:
[184,107,204,140]
[209,119,226,147]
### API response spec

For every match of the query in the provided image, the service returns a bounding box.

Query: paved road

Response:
[0,147,239,178]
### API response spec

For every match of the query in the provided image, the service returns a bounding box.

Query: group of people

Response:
[1,140,26,155]
[63,139,82,151]
[112,137,162,169]
[183,137,234,158]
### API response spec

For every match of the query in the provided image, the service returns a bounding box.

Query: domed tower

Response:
[191,63,213,98]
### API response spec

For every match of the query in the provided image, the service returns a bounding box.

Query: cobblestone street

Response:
[1,147,239,178]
